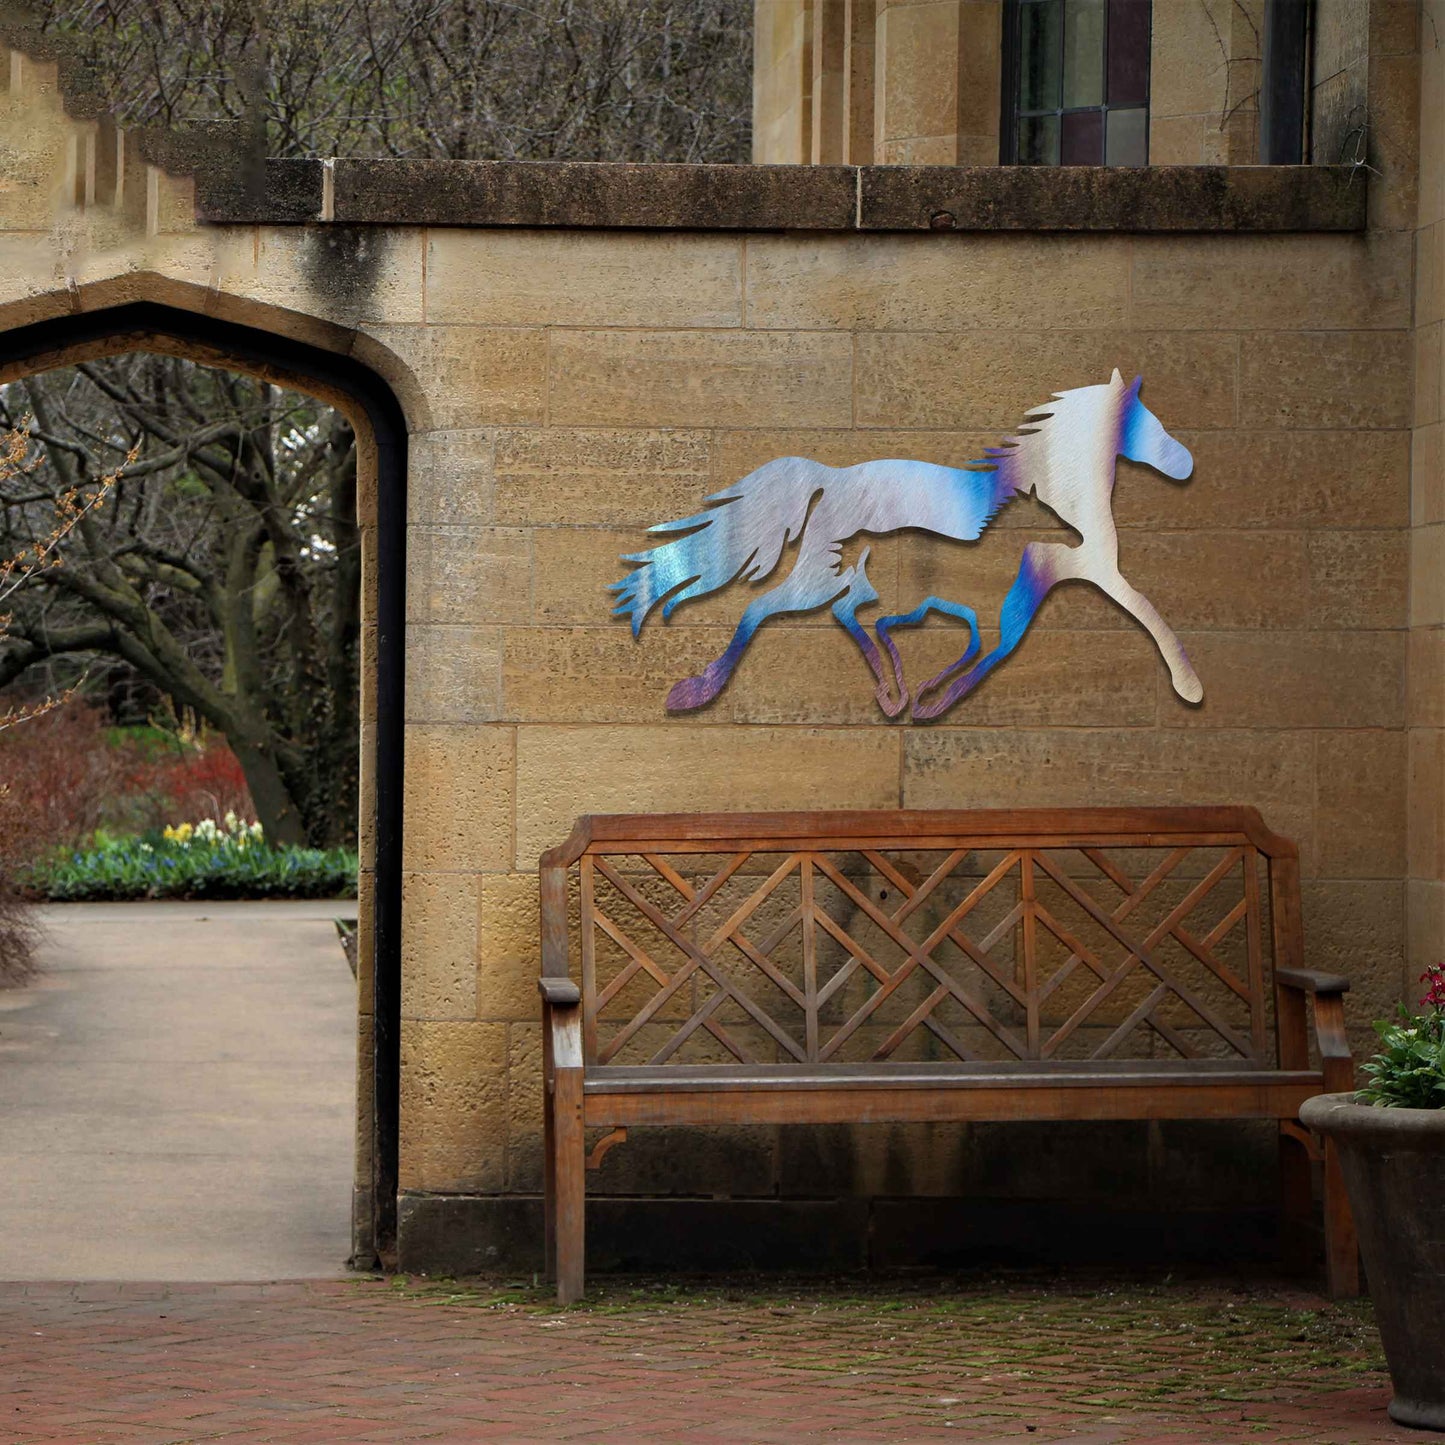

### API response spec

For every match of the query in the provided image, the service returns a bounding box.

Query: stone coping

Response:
[195,158,1367,233]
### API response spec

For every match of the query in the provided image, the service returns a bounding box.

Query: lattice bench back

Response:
[539,808,1303,1072]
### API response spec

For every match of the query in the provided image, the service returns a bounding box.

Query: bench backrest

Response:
[540,807,1304,1071]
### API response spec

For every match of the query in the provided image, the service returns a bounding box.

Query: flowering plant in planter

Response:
[1357,965,1445,1110]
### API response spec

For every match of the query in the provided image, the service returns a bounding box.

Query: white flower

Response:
[195,818,219,842]
[250,822,264,840]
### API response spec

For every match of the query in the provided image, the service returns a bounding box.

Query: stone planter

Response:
[1300,1094,1445,1431]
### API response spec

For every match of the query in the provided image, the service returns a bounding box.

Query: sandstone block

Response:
[360,324,546,430]
[1417,321,1443,429]
[402,724,514,873]
[399,1019,508,1191]
[1240,332,1412,429]
[1408,727,1445,880]
[1412,422,1444,526]
[408,430,495,525]
[1410,523,1445,628]
[1306,532,1408,629]
[1408,877,1445,976]
[1409,629,1445,729]
[548,329,854,429]
[426,230,742,328]
[745,234,1129,331]
[902,729,1315,859]
[494,427,711,527]
[406,526,530,627]
[1131,233,1411,332]
[401,870,482,1021]
[477,873,545,1020]
[405,624,503,724]
[1317,730,1407,879]
[1163,632,1404,731]
[855,332,1238,430]
[1418,221,1444,329]
[515,726,901,867]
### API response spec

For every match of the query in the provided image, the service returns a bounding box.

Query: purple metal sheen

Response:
[612,370,1200,721]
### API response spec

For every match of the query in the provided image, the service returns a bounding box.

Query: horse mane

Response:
[971,379,1115,480]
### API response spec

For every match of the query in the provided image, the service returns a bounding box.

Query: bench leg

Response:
[542,1064,557,1285]
[552,1066,586,1305]
[1322,1136,1360,1299]
[1278,1124,1313,1277]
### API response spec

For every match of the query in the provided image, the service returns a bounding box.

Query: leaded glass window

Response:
[1005,0,1151,166]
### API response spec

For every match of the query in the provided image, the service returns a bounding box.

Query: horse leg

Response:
[830,553,910,719]
[873,596,983,704]
[911,542,1077,720]
[1077,563,1204,704]
[666,558,850,711]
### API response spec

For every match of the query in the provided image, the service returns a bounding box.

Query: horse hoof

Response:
[1174,674,1204,705]
[875,686,910,720]
[665,676,713,711]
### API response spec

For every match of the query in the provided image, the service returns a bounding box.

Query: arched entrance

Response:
[0,299,406,1263]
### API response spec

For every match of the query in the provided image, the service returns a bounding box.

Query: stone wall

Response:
[0,9,1429,1275]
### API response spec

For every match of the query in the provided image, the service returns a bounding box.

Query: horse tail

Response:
[610,457,824,637]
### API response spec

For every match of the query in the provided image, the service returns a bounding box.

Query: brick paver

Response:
[0,1273,1414,1443]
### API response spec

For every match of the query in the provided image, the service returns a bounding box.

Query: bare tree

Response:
[28,0,752,162]
[0,359,359,847]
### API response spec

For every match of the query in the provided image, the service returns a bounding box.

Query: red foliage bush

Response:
[0,702,255,870]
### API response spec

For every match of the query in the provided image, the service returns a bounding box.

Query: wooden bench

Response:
[539,807,1357,1303]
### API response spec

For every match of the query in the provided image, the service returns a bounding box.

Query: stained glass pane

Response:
[1105,105,1148,165]
[1062,0,1105,108]
[1019,0,1063,112]
[1061,109,1104,164]
[1018,113,1061,165]
[1107,0,1151,105]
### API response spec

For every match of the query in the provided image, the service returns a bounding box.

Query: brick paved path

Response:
[0,1274,1415,1443]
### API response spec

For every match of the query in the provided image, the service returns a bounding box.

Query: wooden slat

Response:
[579,857,598,1064]
[583,1078,1325,1127]
[1243,847,1268,1060]
[1021,851,1040,1057]
[801,854,819,1062]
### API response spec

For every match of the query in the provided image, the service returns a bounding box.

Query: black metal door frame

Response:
[0,300,406,1260]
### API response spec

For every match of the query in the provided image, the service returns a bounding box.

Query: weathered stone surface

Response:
[1411,524,1445,628]
[1316,731,1408,879]
[359,325,546,430]
[404,624,502,724]
[1409,631,1445,729]
[1408,728,1445,881]
[1163,633,1404,731]
[336,159,858,229]
[398,1020,507,1192]
[1240,331,1412,430]
[857,165,1366,233]
[426,231,742,328]
[402,724,514,873]
[854,331,1239,430]
[1301,882,1406,1049]
[405,526,530,627]
[493,428,711,527]
[902,729,1315,859]
[476,874,544,1021]
[745,233,1129,331]
[1131,233,1411,331]
[549,329,855,429]
[193,156,322,224]
[401,871,481,1021]
[514,726,901,867]
[408,430,495,526]
[1306,532,1408,629]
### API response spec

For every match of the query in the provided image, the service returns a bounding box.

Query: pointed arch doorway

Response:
[0,299,405,1264]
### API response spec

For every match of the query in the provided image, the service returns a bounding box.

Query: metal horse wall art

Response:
[611,371,1202,721]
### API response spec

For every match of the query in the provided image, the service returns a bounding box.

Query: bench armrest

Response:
[539,977,581,1007]
[1277,967,1350,995]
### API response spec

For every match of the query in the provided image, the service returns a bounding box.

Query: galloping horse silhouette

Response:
[611,371,1202,721]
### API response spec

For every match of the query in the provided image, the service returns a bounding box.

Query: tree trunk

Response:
[230,738,310,847]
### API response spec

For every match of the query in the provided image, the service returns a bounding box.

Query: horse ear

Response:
[1110,367,1123,387]
[1129,373,1143,396]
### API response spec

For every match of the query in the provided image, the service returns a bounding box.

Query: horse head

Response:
[1116,371,1192,481]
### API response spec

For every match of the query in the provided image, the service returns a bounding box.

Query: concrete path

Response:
[0,900,358,1281]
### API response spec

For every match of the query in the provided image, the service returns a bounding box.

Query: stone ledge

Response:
[395,1192,1282,1276]
[195,160,1368,233]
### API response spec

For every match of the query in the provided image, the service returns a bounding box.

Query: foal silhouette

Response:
[612,371,1201,721]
